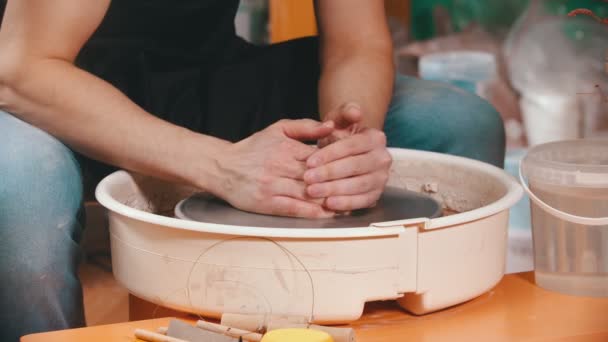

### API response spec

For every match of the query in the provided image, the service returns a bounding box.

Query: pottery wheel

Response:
[175,186,442,229]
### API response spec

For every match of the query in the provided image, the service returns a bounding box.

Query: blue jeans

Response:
[0,75,504,341]
[0,112,85,341]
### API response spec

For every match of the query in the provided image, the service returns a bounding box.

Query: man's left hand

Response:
[304,102,393,212]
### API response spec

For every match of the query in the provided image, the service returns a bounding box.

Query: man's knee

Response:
[384,75,505,167]
[0,108,84,271]
[0,110,83,222]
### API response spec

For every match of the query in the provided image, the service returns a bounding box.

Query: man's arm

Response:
[303,0,394,212]
[0,0,228,188]
[0,0,335,218]
[315,0,395,130]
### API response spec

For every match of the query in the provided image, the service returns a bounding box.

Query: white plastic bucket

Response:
[519,139,608,297]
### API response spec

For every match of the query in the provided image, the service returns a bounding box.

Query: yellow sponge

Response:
[261,328,334,342]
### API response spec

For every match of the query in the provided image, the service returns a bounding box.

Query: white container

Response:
[520,93,581,146]
[95,148,523,323]
[520,140,608,297]
[419,51,497,99]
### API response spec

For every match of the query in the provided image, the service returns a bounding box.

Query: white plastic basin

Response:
[95,148,523,323]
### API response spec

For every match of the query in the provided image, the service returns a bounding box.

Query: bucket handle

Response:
[519,162,608,226]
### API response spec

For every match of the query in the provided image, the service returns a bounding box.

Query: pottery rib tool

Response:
[168,319,238,342]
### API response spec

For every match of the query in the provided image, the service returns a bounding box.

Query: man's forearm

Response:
[318,50,395,130]
[0,58,228,191]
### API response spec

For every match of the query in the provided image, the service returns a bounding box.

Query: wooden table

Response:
[21,273,608,342]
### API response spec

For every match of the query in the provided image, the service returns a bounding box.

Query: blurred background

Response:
[235,0,608,274]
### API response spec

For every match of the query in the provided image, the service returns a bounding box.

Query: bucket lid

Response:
[521,139,608,188]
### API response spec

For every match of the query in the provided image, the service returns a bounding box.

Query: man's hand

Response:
[310,0,394,213]
[213,119,337,219]
[317,102,364,148]
[304,103,392,212]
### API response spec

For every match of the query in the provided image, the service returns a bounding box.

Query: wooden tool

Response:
[169,319,238,342]
[220,313,356,342]
[196,320,264,342]
[221,313,308,333]
[134,328,189,342]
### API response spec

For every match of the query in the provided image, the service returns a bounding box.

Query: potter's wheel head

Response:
[175,187,442,229]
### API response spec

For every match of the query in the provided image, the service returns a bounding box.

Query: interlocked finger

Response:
[306,172,383,198]
[324,190,383,212]
[272,178,325,205]
[304,151,383,184]
[274,160,308,180]
[307,129,385,168]
[268,196,335,218]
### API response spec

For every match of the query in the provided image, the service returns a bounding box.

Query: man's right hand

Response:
[210,119,337,219]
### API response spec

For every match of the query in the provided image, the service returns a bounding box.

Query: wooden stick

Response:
[219,313,355,342]
[134,328,188,342]
[220,313,308,333]
[196,320,263,342]
[157,327,168,335]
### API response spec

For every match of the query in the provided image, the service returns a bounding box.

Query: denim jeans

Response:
[0,111,85,342]
[0,74,504,341]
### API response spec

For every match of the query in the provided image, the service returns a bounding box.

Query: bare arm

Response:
[301,1,394,212]
[0,0,336,218]
[315,0,395,130]
[0,0,227,189]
